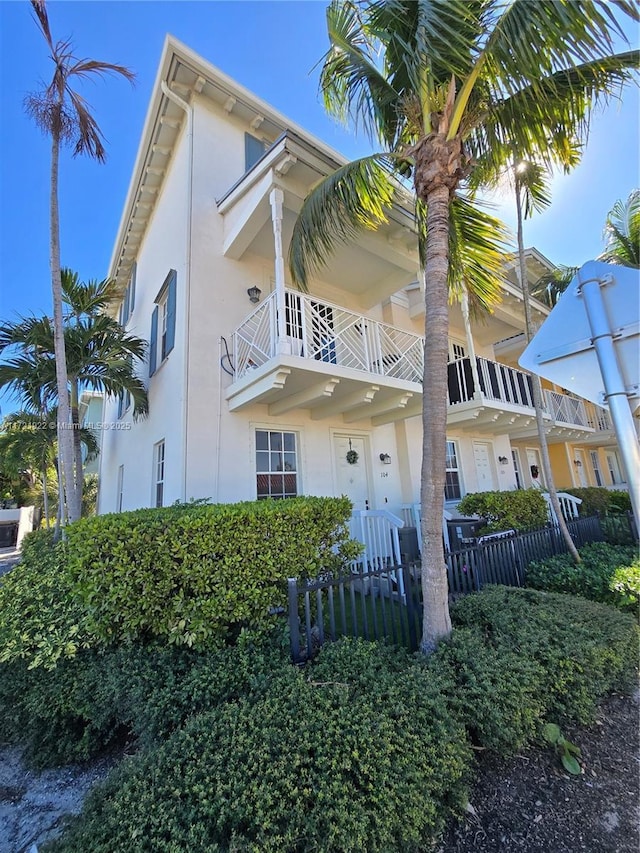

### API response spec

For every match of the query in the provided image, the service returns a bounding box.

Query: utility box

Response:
[447,518,483,552]
[398,526,420,563]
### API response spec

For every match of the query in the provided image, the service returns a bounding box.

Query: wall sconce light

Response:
[379,453,391,464]
[573,459,582,467]
[247,286,262,304]
[497,455,508,465]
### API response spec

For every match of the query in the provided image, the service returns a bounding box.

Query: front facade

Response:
[98,38,629,518]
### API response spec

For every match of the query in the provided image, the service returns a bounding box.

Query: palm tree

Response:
[600,188,640,267]
[289,0,638,652]
[25,0,134,523]
[0,271,147,511]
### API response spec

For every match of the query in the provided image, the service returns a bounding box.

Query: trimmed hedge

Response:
[527,542,639,613]
[46,641,471,853]
[451,586,638,725]
[562,487,632,517]
[457,488,548,532]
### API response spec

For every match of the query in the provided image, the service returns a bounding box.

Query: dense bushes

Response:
[65,497,358,649]
[527,542,639,613]
[0,498,357,669]
[457,488,548,532]
[563,487,631,517]
[0,528,94,669]
[46,640,471,853]
[451,586,638,725]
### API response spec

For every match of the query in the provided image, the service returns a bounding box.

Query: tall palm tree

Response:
[289,0,638,652]
[600,188,640,267]
[0,271,147,511]
[25,0,134,523]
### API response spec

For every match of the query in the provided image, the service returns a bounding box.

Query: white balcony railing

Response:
[545,391,589,427]
[232,289,423,383]
[583,401,613,432]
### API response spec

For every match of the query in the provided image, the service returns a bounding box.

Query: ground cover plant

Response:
[527,542,639,614]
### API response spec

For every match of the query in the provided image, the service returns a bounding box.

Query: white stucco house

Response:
[97,37,623,521]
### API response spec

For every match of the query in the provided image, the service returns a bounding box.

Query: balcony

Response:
[226,290,424,424]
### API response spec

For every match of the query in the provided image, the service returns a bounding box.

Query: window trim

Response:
[149,270,176,376]
[153,440,165,508]
[255,428,300,500]
[445,439,463,502]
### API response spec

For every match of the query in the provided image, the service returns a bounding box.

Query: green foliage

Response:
[457,488,548,533]
[65,497,358,650]
[0,529,94,670]
[542,723,582,775]
[527,542,639,613]
[451,587,639,725]
[563,487,631,517]
[47,639,471,853]
[431,628,546,754]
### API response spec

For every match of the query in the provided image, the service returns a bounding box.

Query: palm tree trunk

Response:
[514,173,581,563]
[49,125,78,523]
[419,182,453,653]
[70,379,84,517]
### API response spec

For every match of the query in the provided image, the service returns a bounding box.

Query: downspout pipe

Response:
[161,81,193,503]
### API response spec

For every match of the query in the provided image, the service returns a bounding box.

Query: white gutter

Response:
[161,81,193,503]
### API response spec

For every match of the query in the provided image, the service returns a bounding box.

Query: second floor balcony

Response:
[226,289,598,437]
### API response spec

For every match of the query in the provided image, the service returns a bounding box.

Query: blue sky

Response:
[0,0,638,330]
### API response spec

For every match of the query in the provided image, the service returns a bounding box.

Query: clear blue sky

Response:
[1,0,638,329]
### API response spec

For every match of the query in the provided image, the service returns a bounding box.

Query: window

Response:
[154,440,165,507]
[590,451,603,487]
[245,132,268,171]
[149,270,176,376]
[447,339,466,362]
[119,262,137,327]
[445,440,462,501]
[256,430,298,499]
[512,449,523,489]
[116,465,124,512]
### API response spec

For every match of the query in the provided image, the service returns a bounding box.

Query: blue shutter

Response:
[149,305,159,377]
[165,271,177,356]
[117,392,124,419]
[245,133,266,171]
[123,285,130,325]
[129,262,136,314]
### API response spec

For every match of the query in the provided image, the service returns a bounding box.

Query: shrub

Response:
[563,487,632,517]
[0,528,95,670]
[47,640,471,853]
[64,496,358,650]
[431,628,546,754]
[451,586,638,724]
[457,488,548,533]
[610,559,640,612]
[527,542,639,612]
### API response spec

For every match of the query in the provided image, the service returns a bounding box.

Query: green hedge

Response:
[562,487,631,517]
[450,586,638,725]
[457,488,548,533]
[527,542,639,613]
[0,528,95,670]
[46,640,471,853]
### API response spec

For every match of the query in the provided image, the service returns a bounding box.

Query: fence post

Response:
[288,577,302,663]
[403,563,418,652]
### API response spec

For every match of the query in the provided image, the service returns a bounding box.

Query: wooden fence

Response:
[288,513,634,663]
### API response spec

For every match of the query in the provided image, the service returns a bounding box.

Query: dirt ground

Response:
[440,692,640,853]
[0,692,637,853]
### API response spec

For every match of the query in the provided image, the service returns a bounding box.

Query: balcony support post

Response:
[461,291,482,399]
[269,186,290,355]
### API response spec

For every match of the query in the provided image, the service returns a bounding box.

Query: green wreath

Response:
[346,449,359,464]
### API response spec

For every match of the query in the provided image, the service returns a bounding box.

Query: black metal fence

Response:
[288,512,636,663]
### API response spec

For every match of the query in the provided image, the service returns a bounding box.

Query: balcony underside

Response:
[226,355,422,425]
[447,397,596,440]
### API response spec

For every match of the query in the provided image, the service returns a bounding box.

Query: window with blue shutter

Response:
[117,392,124,419]
[129,262,136,315]
[245,132,267,171]
[149,306,159,377]
[163,271,176,359]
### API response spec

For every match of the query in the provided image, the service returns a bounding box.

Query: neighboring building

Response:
[97,37,630,517]
[79,390,104,476]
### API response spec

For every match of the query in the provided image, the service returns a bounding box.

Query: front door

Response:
[473,441,497,491]
[526,448,545,488]
[334,435,370,512]
[574,449,588,487]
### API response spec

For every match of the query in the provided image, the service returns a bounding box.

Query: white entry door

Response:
[526,448,545,488]
[334,436,370,512]
[473,441,497,491]
[573,449,588,487]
